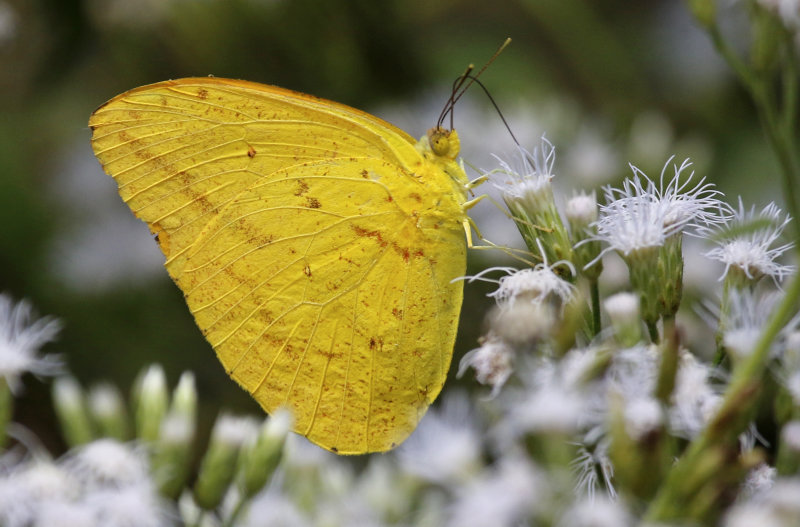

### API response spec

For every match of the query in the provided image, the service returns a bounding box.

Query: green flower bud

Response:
[133,364,168,442]
[604,292,643,347]
[53,376,94,446]
[566,192,603,280]
[194,414,258,510]
[153,372,197,499]
[239,409,292,497]
[88,382,129,440]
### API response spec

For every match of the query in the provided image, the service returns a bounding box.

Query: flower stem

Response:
[709,23,800,239]
[645,272,800,521]
[647,321,659,344]
[590,278,601,336]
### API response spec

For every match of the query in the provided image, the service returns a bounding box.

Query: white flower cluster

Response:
[0,440,170,527]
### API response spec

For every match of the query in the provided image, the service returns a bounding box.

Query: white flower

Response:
[702,198,795,284]
[63,439,149,490]
[565,192,599,226]
[781,420,800,452]
[489,301,556,346]
[740,463,777,501]
[590,158,727,259]
[33,501,98,527]
[446,455,542,527]
[397,393,481,486]
[572,441,615,500]
[475,264,575,310]
[458,335,514,397]
[0,294,61,392]
[608,345,660,401]
[0,458,75,527]
[557,494,633,527]
[623,396,664,439]
[603,292,640,323]
[670,351,721,438]
[725,477,800,527]
[722,289,788,360]
[501,350,600,440]
[355,457,411,520]
[87,383,124,420]
[212,413,261,447]
[242,486,308,527]
[159,413,194,444]
[84,484,173,527]
[493,136,556,201]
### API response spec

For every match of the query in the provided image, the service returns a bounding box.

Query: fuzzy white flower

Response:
[0,294,61,392]
[741,463,777,501]
[397,393,481,486]
[84,484,172,527]
[557,494,633,527]
[33,501,98,527]
[501,351,600,440]
[721,289,790,360]
[0,459,75,527]
[212,413,261,447]
[702,199,795,284]
[242,486,308,527]
[781,420,800,452]
[565,192,599,226]
[725,477,800,527]
[590,158,727,260]
[603,292,640,323]
[458,335,514,397]
[670,351,721,438]
[572,441,615,500]
[474,264,575,311]
[493,136,556,201]
[624,396,664,439]
[446,455,543,527]
[608,345,660,401]
[64,439,149,490]
[88,383,124,420]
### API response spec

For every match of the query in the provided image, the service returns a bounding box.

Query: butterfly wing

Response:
[90,78,468,453]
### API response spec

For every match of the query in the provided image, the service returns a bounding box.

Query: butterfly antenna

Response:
[436,37,512,130]
[463,75,520,147]
[437,64,473,130]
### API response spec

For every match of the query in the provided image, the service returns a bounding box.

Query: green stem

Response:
[0,379,11,449]
[710,24,800,238]
[645,272,800,521]
[590,278,601,336]
[647,320,659,344]
[781,31,798,131]
[654,316,679,404]
[222,494,248,527]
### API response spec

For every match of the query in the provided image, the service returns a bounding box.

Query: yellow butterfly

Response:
[89,77,474,454]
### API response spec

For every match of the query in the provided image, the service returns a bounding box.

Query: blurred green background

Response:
[0,0,782,452]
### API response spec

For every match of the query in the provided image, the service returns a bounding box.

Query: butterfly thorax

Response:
[393,128,469,234]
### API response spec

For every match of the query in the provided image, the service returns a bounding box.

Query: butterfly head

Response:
[427,127,460,160]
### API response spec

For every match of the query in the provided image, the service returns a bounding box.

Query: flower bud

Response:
[53,376,94,446]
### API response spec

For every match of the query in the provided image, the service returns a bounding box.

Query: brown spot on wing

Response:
[351,225,387,247]
[305,197,321,208]
[294,180,309,196]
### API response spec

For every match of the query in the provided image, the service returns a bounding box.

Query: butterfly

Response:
[89,76,476,454]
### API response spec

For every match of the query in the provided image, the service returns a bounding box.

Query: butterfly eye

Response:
[428,127,458,159]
